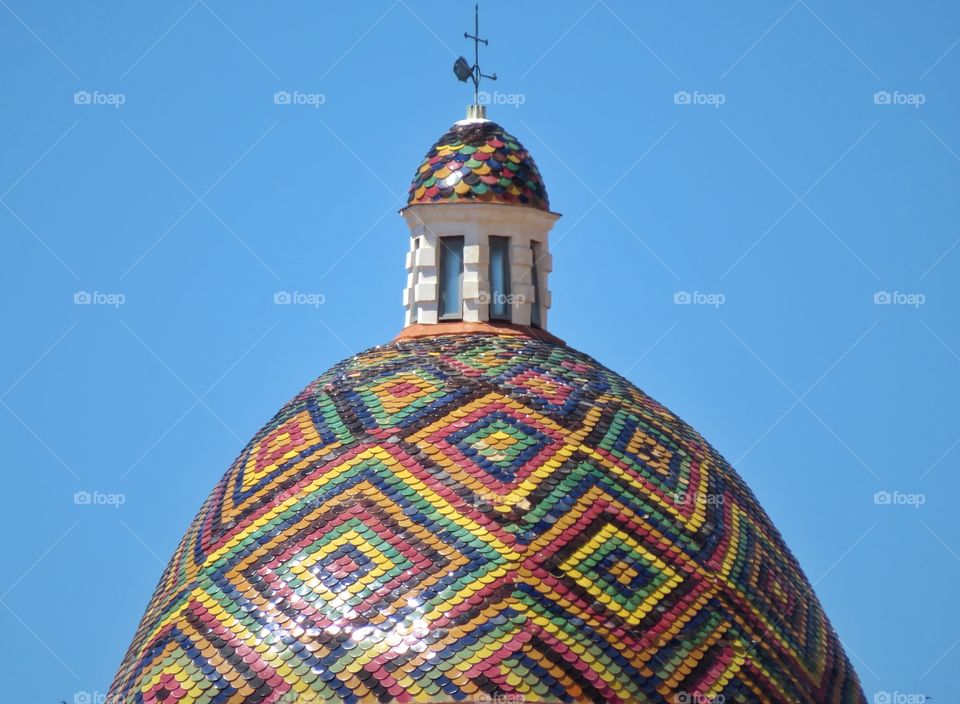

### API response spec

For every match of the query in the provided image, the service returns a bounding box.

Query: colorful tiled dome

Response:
[109,333,865,704]
[407,121,550,211]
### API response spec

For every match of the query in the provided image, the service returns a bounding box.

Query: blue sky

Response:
[1,1,958,701]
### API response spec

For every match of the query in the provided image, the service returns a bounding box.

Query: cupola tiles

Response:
[402,117,556,330]
[108,7,867,704]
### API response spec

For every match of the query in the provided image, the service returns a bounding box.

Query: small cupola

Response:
[400,115,560,331]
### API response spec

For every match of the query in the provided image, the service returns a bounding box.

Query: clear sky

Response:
[1,1,958,701]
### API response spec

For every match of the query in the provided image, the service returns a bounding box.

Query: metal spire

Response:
[453,3,497,114]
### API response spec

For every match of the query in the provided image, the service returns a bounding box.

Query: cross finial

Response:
[453,3,497,110]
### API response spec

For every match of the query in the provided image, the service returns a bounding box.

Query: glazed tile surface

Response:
[110,334,865,704]
[407,121,549,211]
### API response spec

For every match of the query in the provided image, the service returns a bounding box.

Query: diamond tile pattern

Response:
[110,333,865,703]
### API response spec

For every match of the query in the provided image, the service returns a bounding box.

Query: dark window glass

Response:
[438,237,464,319]
[488,236,511,320]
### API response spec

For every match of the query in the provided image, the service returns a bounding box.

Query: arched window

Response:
[488,236,511,321]
[438,236,464,320]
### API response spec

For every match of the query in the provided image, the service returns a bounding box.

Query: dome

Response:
[407,120,550,211]
[109,332,865,703]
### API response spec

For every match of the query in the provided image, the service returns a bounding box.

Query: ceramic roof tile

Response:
[109,333,865,704]
[408,121,550,211]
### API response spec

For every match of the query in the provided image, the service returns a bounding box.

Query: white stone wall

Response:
[401,203,559,329]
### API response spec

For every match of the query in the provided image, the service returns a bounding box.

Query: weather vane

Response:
[453,3,497,108]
